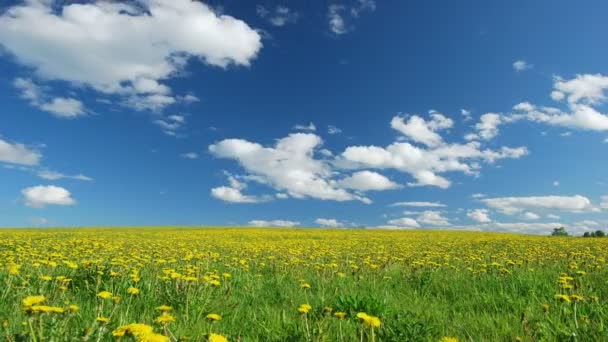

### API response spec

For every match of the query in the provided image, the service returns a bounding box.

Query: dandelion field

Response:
[1,228,607,341]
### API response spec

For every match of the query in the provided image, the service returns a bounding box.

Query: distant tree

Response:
[551,227,569,237]
[583,232,591,238]
[595,230,605,238]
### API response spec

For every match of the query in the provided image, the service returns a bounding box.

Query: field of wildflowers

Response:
[1,228,607,341]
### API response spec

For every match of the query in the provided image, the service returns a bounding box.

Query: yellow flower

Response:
[156,305,172,312]
[334,312,347,319]
[96,317,110,324]
[22,295,45,307]
[26,305,65,314]
[206,313,222,321]
[112,296,122,304]
[112,323,154,337]
[138,333,170,342]
[208,333,228,342]
[210,279,221,286]
[555,294,571,303]
[155,313,175,324]
[300,283,311,289]
[570,294,584,302]
[127,287,140,295]
[96,291,113,299]
[440,337,458,342]
[297,304,312,314]
[357,312,381,328]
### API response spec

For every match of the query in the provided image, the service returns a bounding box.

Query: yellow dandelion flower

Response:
[334,312,347,319]
[112,323,154,337]
[155,313,175,324]
[300,283,311,289]
[210,279,221,286]
[96,317,110,324]
[206,313,222,321]
[208,333,228,342]
[127,287,140,295]
[440,337,458,342]
[68,305,79,312]
[156,305,172,312]
[555,294,571,303]
[297,304,312,314]
[96,291,113,299]
[22,295,45,307]
[138,333,170,342]
[357,312,381,328]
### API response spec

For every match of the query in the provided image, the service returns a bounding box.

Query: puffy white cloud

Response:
[387,217,420,228]
[0,137,41,165]
[467,209,491,223]
[522,211,540,220]
[209,133,370,203]
[256,5,298,27]
[22,185,76,208]
[481,195,596,215]
[293,122,316,131]
[553,74,608,105]
[315,218,343,227]
[340,128,527,188]
[390,201,446,208]
[14,78,85,118]
[210,186,266,203]
[390,113,453,147]
[337,171,400,191]
[37,170,92,181]
[513,60,532,72]
[417,210,450,226]
[248,219,299,227]
[461,109,472,122]
[0,0,262,111]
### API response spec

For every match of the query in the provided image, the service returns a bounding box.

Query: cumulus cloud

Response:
[257,5,298,26]
[0,0,262,111]
[387,217,420,228]
[467,209,491,223]
[315,218,343,227]
[417,210,450,226]
[14,78,85,118]
[513,60,532,72]
[22,185,76,208]
[390,113,453,147]
[209,133,371,203]
[210,173,269,203]
[337,171,401,191]
[521,211,540,220]
[248,219,299,227]
[0,136,41,165]
[481,195,596,214]
[390,201,446,208]
[340,117,528,188]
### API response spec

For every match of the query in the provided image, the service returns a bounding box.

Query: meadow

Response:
[0,228,607,341]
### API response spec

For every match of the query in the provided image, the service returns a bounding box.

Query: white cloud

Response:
[154,115,186,136]
[547,214,561,219]
[471,193,486,199]
[293,122,316,131]
[522,211,540,220]
[337,170,401,191]
[481,195,596,214]
[37,170,93,181]
[328,1,376,35]
[553,74,608,105]
[315,218,343,227]
[390,201,446,208]
[0,0,262,111]
[181,152,199,160]
[417,210,450,226]
[461,109,472,122]
[210,186,267,203]
[22,185,76,208]
[340,119,527,189]
[0,136,41,165]
[209,133,370,203]
[513,60,532,72]
[390,113,453,147]
[471,113,502,140]
[482,221,564,235]
[387,217,420,228]
[248,219,299,227]
[467,209,491,223]
[256,5,298,27]
[328,125,342,135]
[14,78,85,118]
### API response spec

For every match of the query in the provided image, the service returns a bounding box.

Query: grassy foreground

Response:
[0,228,607,341]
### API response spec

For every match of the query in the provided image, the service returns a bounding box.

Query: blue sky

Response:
[1,0,607,234]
